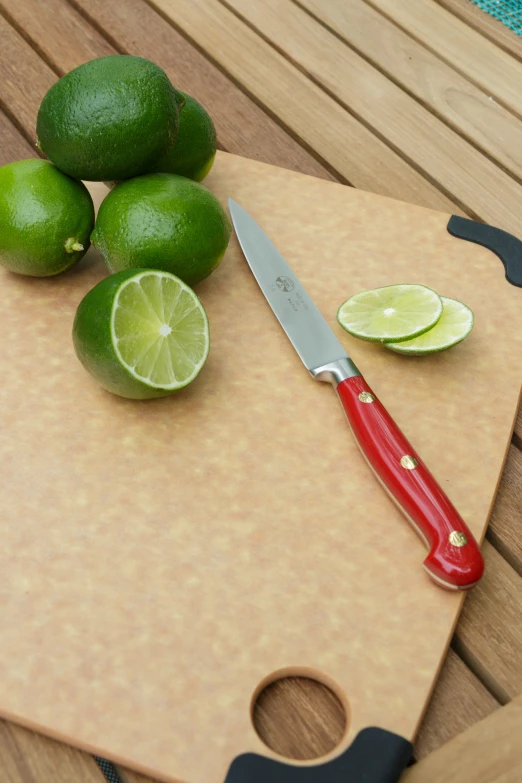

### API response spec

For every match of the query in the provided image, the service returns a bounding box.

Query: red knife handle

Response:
[336,375,484,590]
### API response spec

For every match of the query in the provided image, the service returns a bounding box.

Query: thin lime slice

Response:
[337,284,443,343]
[112,271,209,389]
[386,296,473,355]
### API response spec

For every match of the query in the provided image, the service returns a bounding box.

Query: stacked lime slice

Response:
[387,296,473,355]
[337,284,473,355]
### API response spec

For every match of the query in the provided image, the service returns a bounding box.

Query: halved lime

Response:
[73,269,210,399]
[337,284,443,343]
[386,296,473,355]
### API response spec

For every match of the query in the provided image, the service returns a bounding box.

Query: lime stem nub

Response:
[64,237,84,253]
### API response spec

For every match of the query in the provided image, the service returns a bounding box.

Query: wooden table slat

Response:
[298,0,522,183]
[404,693,522,783]
[214,0,522,234]
[414,648,500,760]
[0,110,36,164]
[0,0,113,70]
[488,444,522,576]
[8,0,454,201]
[436,0,522,62]
[455,540,522,703]
[2,0,337,183]
[0,13,56,138]
[367,0,522,117]
[0,720,107,783]
[84,0,461,211]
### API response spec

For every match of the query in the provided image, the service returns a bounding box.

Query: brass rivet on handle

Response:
[400,455,418,470]
[358,391,375,403]
[449,531,468,547]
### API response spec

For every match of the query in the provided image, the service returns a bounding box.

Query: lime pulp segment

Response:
[111,271,209,389]
[337,283,443,343]
[386,296,474,355]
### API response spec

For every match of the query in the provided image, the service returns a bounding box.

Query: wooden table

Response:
[0,1,521,781]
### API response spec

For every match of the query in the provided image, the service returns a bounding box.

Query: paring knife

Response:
[228,199,484,591]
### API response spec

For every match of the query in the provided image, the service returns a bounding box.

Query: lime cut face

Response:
[386,296,474,355]
[337,283,443,343]
[112,271,209,389]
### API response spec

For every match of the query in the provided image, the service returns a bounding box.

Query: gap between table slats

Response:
[293,0,522,184]
[204,0,522,232]
[365,0,522,116]
[113,0,462,210]
[436,0,522,63]
[0,0,338,184]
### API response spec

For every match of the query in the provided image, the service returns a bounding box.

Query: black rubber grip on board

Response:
[224,727,412,783]
[447,215,522,287]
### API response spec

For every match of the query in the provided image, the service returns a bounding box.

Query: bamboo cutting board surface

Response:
[0,151,521,783]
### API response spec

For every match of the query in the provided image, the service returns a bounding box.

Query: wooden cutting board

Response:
[0,152,521,783]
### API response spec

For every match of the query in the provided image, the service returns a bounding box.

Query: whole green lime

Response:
[36,55,182,181]
[91,174,231,286]
[150,92,217,181]
[72,268,210,399]
[0,158,94,276]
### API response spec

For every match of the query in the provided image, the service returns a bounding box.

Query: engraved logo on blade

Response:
[275,275,294,292]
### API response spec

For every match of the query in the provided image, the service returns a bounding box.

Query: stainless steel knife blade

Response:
[228,199,348,373]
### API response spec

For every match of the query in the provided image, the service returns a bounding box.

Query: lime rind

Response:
[386,296,473,355]
[111,270,209,390]
[337,283,443,343]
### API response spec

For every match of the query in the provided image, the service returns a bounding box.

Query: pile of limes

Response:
[0,55,229,399]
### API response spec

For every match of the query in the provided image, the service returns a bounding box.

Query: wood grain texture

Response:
[252,677,346,760]
[367,0,522,116]
[0,110,36,164]
[219,0,522,234]
[299,0,522,182]
[1,0,335,182]
[404,694,522,783]
[0,719,106,783]
[455,541,522,703]
[414,648,499,760]
[142,0,460,211]
[488,444,522,576]
[0,0,113,71]
[0,13,56,139]
[436,0,522,61]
